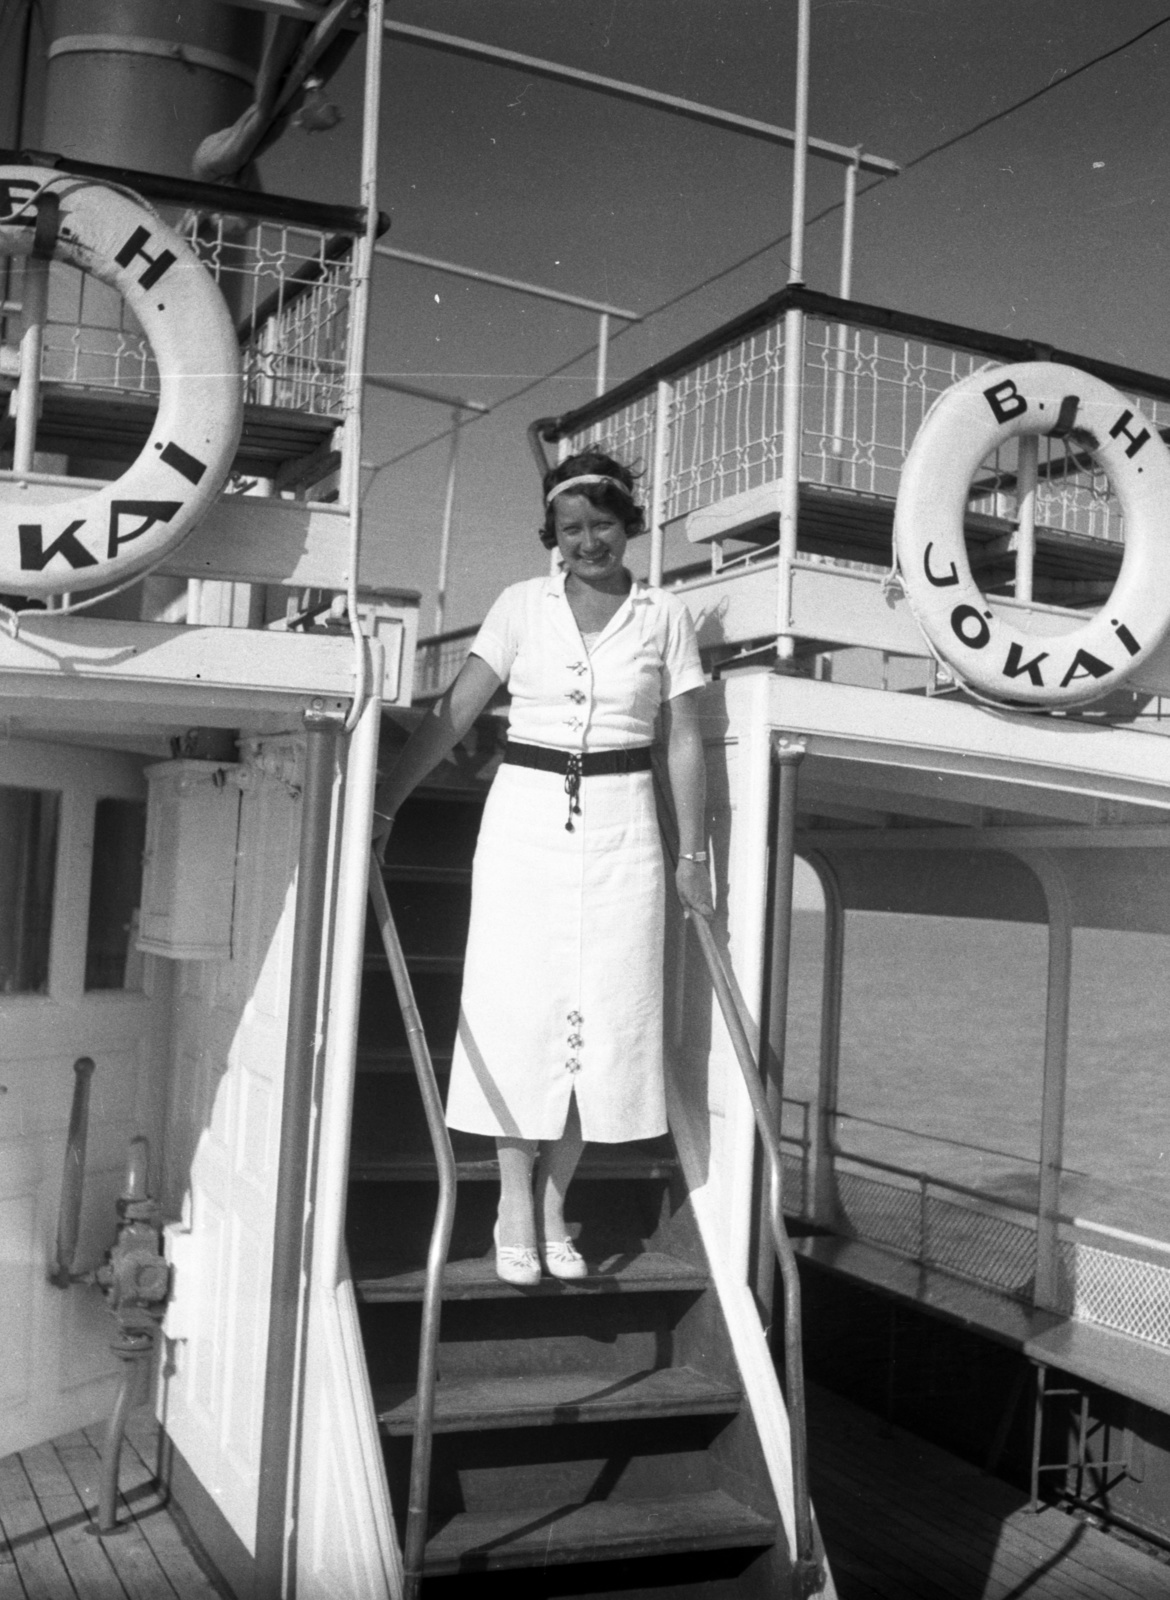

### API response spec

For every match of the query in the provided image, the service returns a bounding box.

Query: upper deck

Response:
[0,150,418,729]
[511,285,1170,706]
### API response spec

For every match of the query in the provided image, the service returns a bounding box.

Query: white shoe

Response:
[539,1237,588,1281]
[492,1220,540,1287]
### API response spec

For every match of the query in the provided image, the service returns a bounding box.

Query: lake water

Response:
[781,908,1170,1238]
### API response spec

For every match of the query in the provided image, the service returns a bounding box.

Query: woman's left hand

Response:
[675,857,714,918]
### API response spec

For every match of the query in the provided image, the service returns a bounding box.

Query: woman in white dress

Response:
[373,451,713,1284]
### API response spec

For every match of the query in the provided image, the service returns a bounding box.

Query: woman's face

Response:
[554,494,629,589]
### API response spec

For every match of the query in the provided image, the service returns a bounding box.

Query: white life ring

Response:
[894,361,1170,708]
[0,166,242,598]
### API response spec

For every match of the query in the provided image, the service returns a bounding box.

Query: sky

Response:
[134,4,1170,628]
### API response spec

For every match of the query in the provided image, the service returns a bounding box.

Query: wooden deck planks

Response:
[813,1388,1163,1600]
[0,1420,226,1600]
[52,1430,178,1600]
[83,1425,225,1600]
[0,1454,76,1600]
[0,1520,24,1600]
[809,1383,1170,1600]
[812,1423,1122,1600]
[17,1444,124,1600]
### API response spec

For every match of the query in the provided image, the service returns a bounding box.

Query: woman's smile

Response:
[554,495,629,591]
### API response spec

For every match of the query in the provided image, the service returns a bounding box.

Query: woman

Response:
[373,450,713,1285]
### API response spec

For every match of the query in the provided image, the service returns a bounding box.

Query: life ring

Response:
[893,361,1170,708]
[0,166,242,598]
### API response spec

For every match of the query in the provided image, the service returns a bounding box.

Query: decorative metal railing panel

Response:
[413,626,478,699]
[663,321,787,521]
[552,296,1170,557]
[832,1165,1039,1301]
[1058,1240,1170,1348]
[568,389,658,505]
[801,319,986,503]
[3,206,354,421]
[779,1111,1170,1352]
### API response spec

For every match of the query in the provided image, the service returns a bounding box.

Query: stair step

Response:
[355,1046,454,1075]
[363,953,463,974]
[349,1150,678,1182]
[421,1489,774,1574]
[382,864,472,884]
[356,1250,707,1303]
[376,1365,742,1435]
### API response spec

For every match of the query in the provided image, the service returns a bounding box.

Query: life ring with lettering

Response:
[0,167,242,598]
[894,361,1170,708]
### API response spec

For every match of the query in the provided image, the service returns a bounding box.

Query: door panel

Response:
[0,739,172,1456]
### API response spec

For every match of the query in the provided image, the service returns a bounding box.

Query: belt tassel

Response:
[564,754,583,832]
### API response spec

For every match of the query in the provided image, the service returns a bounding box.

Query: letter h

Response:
[114,226,176,290]
[1108,410,1150,460]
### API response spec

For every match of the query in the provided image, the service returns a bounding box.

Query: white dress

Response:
[444,571,705,1143]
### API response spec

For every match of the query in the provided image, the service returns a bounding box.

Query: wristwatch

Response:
[679,850,709,863]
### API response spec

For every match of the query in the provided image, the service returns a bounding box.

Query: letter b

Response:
[984,379,1028,424]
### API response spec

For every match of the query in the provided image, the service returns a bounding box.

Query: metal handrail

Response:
[367,852,456,1600]
[833,1147,1038,1217]
[687,913,821,1596]
[50,1056,96,1288]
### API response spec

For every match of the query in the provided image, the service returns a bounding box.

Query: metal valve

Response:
[94,1135,170,1341]
[91,1136,171,1535]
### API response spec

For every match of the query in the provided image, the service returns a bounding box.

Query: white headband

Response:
[545,473,633,504]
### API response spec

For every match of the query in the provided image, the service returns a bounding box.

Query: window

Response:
[0,787,60,994]
[85,797,147,991]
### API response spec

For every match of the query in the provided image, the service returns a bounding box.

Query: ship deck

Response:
[3,1390,1168,1598]
[808,1383,1170,1600]
[0,1412,226,1599]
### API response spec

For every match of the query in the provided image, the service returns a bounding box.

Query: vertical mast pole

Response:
[434,407,463,635]
[649,378,670,586]
[1016,434,1038,604]
[340,0,387,731]
[596,311,610,397]
[830,150,859,477]
[776,0,810,661]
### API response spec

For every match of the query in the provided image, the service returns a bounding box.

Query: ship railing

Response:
[779,1098,1170,1353]
[0,149,372,425]
[687,911,820,1595]
[413,624,480,701]
[533,285,1170,586]
[367,850,454,1600]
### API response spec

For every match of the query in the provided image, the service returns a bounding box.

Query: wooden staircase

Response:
[346,785,799,1596]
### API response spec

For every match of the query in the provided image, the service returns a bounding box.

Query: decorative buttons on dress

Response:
[566,1010,583,1073]
[568,689,587,705]
[568,660,588,676]
[565,716,584,731]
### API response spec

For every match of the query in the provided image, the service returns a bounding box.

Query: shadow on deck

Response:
[0,1412,227,1599]
[810,1382,1170,1600]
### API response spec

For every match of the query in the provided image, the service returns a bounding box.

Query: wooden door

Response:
[0,737,171,1456]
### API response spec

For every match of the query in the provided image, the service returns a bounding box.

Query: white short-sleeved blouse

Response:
[469,571,705,749]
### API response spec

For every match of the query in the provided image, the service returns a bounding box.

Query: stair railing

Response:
[50,1055,96,1288]
[367,851,457,1600]
[687,911,821,1596]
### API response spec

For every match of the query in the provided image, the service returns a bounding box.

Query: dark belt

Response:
[502,740,653,832]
